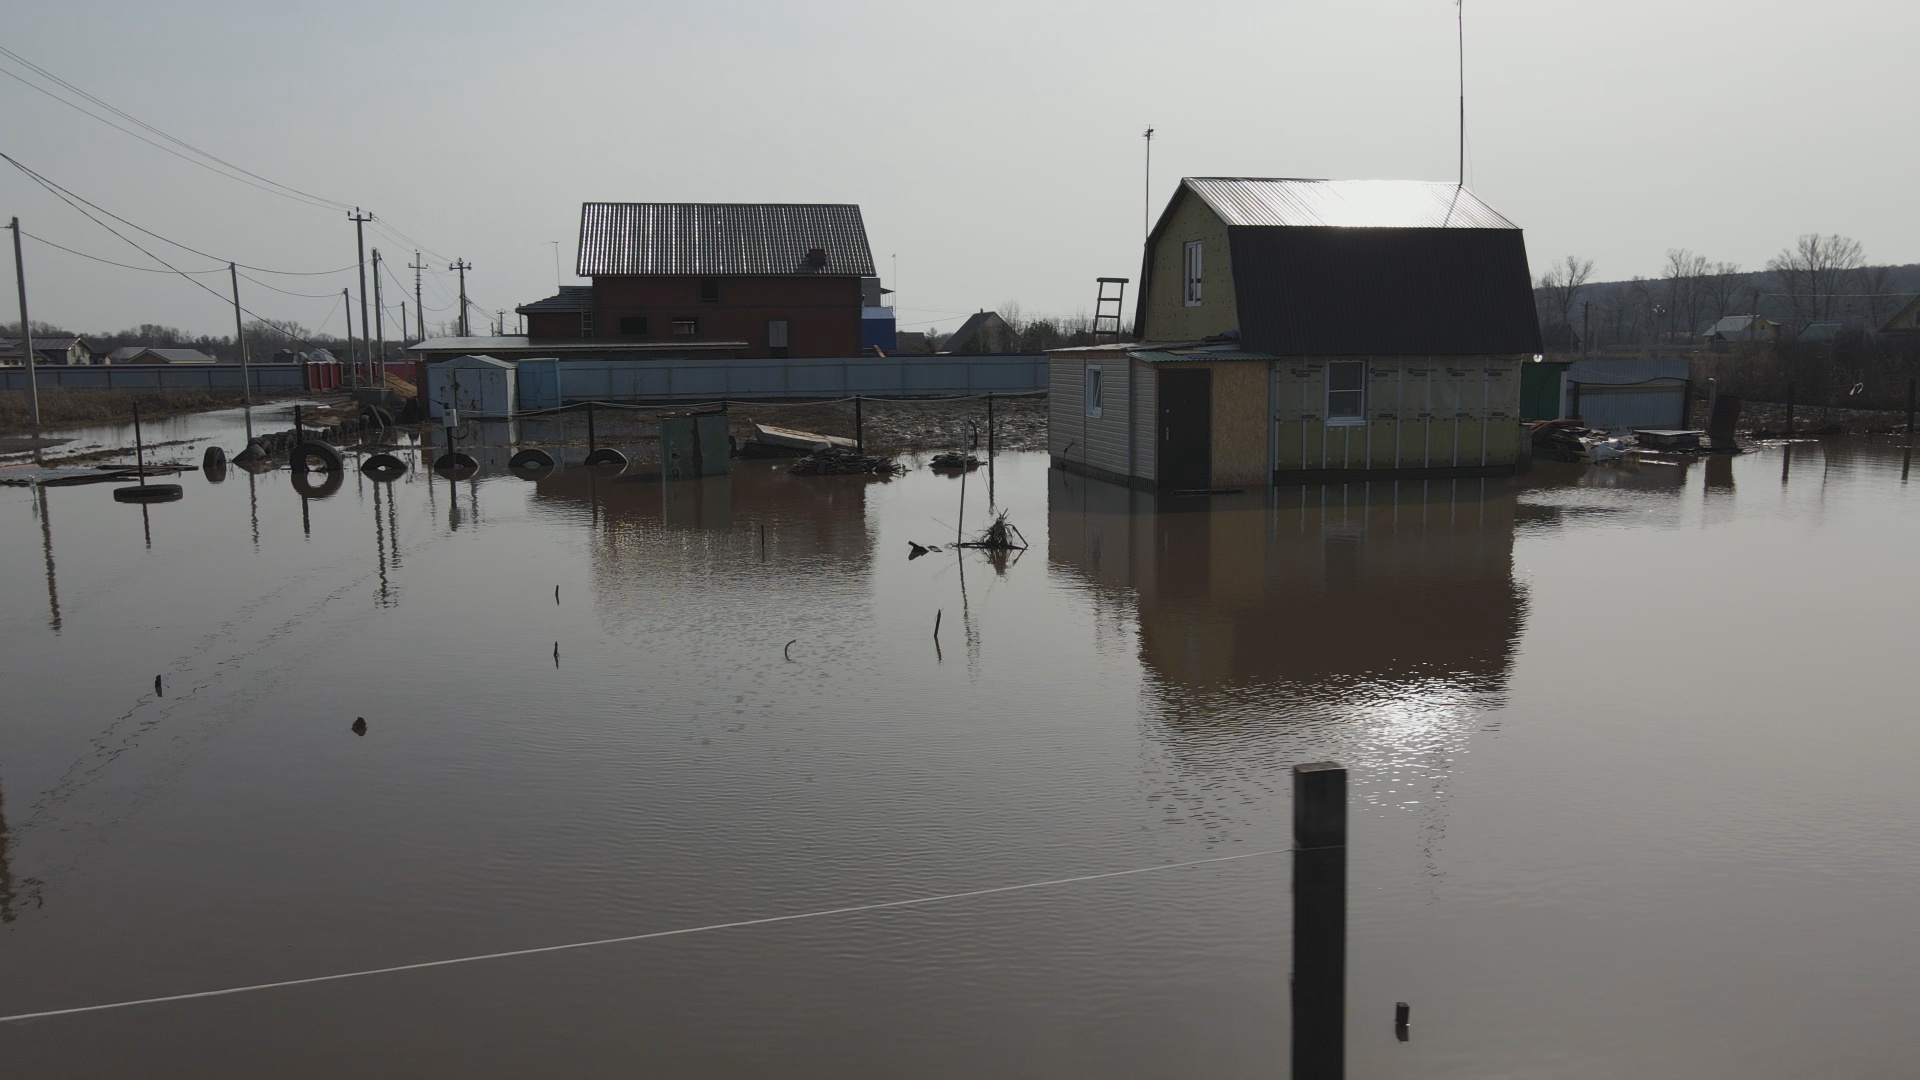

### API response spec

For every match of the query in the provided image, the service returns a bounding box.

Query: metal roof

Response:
[1128,347,1280,363]
[514,286,593,315]
[1183,178,1519,230]
[577,203,876,277]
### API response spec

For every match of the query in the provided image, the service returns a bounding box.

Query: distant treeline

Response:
[1,318,355,362]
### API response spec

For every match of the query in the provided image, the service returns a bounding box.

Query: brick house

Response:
[515,202,878,359]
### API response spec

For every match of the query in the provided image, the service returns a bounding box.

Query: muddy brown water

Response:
[2,435,1918,1077]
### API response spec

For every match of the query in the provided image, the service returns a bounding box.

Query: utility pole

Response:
[496,309,505,337]
[8,217,41,428]
[1457,0,1466,187]
[1143,126,1154,243]
[409,251,427,342]
[341,288,353,370]
[401,301,408,348]
[450,259,472,337]
[348,208,373,390]
[230,263,252,406]
[372,248,386,387]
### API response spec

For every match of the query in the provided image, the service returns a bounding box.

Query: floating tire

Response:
[361,453,407,480]
[113,483,183,503]
[509,448,556,470]
[291,467,346,499]
[291,441,344,474]
[202,445,228,483]
[583,447,628,469]
[433,451,479,477]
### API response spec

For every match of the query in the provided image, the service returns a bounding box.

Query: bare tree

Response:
[1858,264,1898,329]
[1702,261,1746,322]
[1536,255,1595,334]
[1661,249,1710,339]
[1767,233,1864,326]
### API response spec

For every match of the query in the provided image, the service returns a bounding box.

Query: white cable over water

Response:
[0,848,1289,1025]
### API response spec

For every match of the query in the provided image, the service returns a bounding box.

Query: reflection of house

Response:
[507,202,881,359]
[1048,470,1523,697]
[1048,178,1542,491]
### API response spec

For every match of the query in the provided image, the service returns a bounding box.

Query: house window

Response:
[1183,241,1203,306]
[580,311,594,337]
[1326,360,1366,423]
[768,319,790,358]
[1084,365,1103,418]
[699,279,721,302]
[671,317,699,336]
[619,316,649,336]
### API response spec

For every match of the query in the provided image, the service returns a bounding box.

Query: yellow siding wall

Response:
[1272,357,1523,474]
[1140,194,1238,342]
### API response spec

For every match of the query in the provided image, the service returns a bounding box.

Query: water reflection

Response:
[35,486,60,633]
[1049,470,1526,851]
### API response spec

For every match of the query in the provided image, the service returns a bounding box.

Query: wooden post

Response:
[986,392,996,457]
[854,395,864,454]
[1785,382,1795,440]
[586,401,597,452]
[1292,762,1347,1080]
[1905,378,1914,445]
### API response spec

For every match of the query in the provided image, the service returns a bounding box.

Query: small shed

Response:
[428,354,517,420]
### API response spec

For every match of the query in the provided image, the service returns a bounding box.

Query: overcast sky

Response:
[5,0,1917,341]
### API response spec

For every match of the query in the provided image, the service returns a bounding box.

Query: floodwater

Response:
[1,430,1918,1078]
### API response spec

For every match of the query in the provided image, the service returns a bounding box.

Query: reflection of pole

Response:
[37,485,61,633]
[1292,762,1347,1080]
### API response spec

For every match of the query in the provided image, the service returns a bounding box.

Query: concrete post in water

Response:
[1785,382,1795,440]
[229,263,251,406]
[1292,762,1347,1080]
[8,217,41,429]
[131,402,148,487]
[987,392,995,458]
[586,401,597,452]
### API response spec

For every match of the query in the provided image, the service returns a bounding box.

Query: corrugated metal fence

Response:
[0,363,315,394]
[1567,358,1689,430]
[526,355,1047,406]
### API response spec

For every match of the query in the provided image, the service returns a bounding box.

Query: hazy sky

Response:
[5,0,1917,341]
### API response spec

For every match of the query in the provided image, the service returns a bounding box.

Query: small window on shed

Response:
[672,317,700,336]
[580,311,594,337]
[1326,360,1366,423]
[768,319,790,358]
[700,279,721,302]
[1085,365,1103,418]
[1183,241,1203,306]
[619,316,649,336]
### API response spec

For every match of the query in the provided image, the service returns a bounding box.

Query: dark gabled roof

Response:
[1138,178,1542,355]
[577,203,876,277]
[938,311,1016,353]
[514,285,593,315]
[1229,226,1542,355]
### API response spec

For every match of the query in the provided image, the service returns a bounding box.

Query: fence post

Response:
[1906,378,1915,445]
[586,400,597,452]
[1292,762,1347,1080]
[987,391,996,458]
[854,395,864,454]
[1785,382,1795,440]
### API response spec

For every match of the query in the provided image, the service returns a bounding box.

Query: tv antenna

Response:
[1143,126,1155,242]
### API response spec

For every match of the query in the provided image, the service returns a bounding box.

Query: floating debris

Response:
[908,542,929,560]
[930,452,981,471]
[352,717,367,736]
[788,447,904,477]
[957,510,1029,551]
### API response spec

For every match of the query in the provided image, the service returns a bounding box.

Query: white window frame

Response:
[1084,365,1103,418]
[1183,241,1203,306]
[1325,360,1367,425]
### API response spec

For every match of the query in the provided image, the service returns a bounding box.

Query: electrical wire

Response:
[19,230,225,275]
[236,271,347,300]
[0,45,355,214]
[0,847,1288,1024]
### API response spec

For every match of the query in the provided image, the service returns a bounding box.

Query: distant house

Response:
[0,335,95,366]
[1704,314,1779,346]
[504,201,882,360]
[1050,177,1542,490]
[938,311,1020,354]
[1881,295,1920,335]
[893,330,929,354]
[109,347,217,365]
[1796,321,1853,343]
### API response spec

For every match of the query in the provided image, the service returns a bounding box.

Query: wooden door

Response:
[1157,368,1212,491]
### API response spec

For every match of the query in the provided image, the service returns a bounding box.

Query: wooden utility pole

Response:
[229,263,251,406]
[341,288,353,372]
[348,209,373,390]
[372,248,386,388]
[409,251,427,342]
[8,217,41,428]
[450,259,472,337]
[1292,762,1347,1080]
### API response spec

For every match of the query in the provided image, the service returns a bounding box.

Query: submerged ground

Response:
[1,413,1916,1077]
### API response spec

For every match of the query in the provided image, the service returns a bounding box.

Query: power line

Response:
[0,45,354,214]
[0,152,354,276]
[19,230,225,275]
[236,271,345,300]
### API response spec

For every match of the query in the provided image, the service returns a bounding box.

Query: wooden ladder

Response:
[1092,277,1130,343]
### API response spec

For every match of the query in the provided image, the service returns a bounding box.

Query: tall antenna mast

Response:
[1457,0,1466,187]
[1143,126,1155,242]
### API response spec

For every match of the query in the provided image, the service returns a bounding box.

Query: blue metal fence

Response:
[545,355,1046,403]
[0,364,310,393]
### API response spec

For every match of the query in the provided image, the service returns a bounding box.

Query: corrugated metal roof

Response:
[1185,178,1519,230]
[1128,348,1280,363]
[514,286,593,315]
[1228,226,1543,356]
[577,203,876,277]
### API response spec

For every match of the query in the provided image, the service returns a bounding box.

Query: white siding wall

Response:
[1048,353,1135,479]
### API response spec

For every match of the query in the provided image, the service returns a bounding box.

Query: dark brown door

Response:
[1158,368,1212,491]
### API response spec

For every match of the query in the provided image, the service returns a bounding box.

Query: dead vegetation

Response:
[0,388,269,434]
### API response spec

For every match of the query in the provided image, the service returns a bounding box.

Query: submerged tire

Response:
[291,441,344,473]
[361,453,407,480]
[113,483,184,503]
[291,467,346,500]
[583,447,628,469]
[509,448,556,470]
[433,451,479,475]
